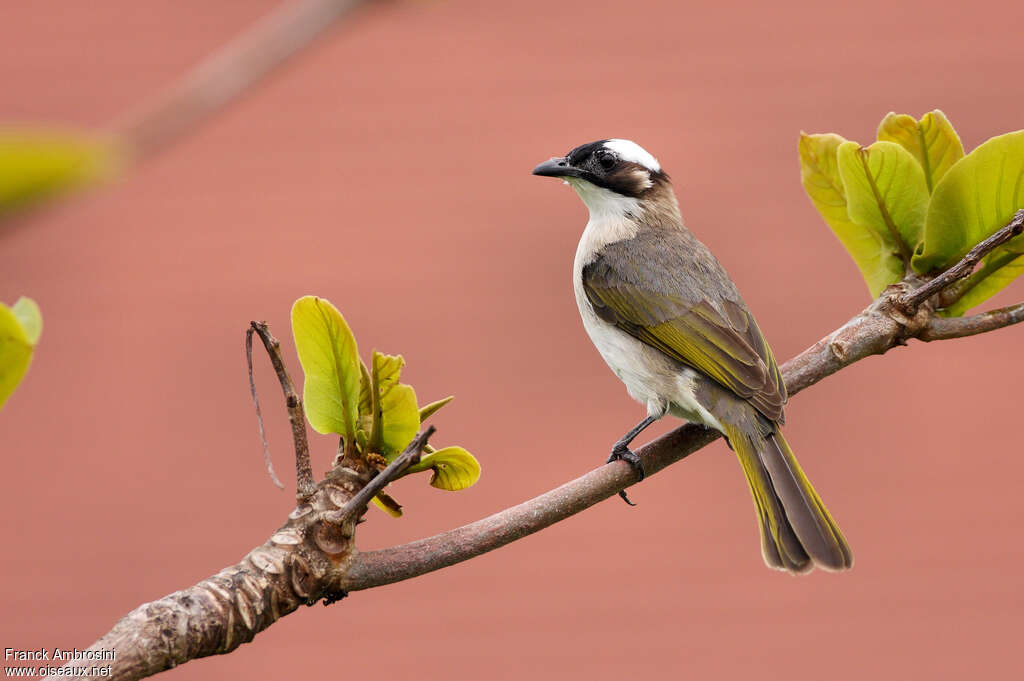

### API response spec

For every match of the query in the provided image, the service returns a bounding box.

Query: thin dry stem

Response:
[246,326,285,489]
[249,321,316,499]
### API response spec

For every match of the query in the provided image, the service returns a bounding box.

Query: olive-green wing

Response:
[582,233,787,423]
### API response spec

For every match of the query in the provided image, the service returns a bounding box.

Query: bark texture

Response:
[62,468,367,680]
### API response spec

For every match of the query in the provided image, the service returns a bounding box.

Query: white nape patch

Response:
[605,139,661,172]
[565,177,641,223]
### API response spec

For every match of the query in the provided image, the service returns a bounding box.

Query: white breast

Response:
[571,209,724,432]
[571,212,666,415]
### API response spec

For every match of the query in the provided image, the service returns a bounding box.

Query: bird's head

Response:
[532,139,673,217]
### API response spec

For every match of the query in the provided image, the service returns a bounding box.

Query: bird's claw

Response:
[607,442,645,479]
[608,442,645,506]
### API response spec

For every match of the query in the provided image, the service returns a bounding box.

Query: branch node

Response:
[324,426,435,524]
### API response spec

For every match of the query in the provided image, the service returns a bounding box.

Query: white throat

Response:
[568,178,641,283]
[565,177,641,223]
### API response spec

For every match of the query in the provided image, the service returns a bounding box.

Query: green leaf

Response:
[357,358,372,415]
[916,131,1024,272]
[837,140,929,262]
[418,396,454,423]
[355,428,369,452]
[0,129,118,216]
[365,351,401,451]
[372,352,405,392]
[291,296,360,448]
[380,384,419,457]
[371,492,404,518]
[405,446,481,491]
[799,133,904,297]
[877,110,964,193]
[356,350,421,460]
[356,358,373,439]
[368,351,420,459]
[0,297,42,410]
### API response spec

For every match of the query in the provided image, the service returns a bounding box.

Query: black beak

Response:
[532,156,580,178]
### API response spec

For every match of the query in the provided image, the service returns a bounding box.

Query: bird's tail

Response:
[723,425,853,573]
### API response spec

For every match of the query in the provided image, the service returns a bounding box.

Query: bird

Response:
[532,139,852,573]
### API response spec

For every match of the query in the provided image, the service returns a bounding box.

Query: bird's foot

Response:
[607,442,646,479]
[607,442,645,506]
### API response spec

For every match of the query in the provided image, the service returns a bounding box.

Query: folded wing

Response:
[581,230,787,423]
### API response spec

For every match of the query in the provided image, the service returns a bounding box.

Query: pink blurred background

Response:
[3,0,1023,678]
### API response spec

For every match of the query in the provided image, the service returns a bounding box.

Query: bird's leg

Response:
[607,415,657,505]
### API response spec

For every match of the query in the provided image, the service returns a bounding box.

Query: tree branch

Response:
[47,232,1024,680]
[44,431,437,681]
[340,292,910,590]
[344,246,1024,590]
[343,423,721,590]
[919,301,1024,341]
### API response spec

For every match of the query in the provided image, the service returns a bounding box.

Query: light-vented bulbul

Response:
[533,139,852,573]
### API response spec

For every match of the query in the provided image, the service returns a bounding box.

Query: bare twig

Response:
[111,0,370,159]
[327,426,435,523]
[919,301,1024,341]
[246,326,286,489]
[249,321,316,499]
[899,209,1024,310]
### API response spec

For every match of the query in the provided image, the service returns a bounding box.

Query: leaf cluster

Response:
[800,111,1024,315]
[291,296,480,516]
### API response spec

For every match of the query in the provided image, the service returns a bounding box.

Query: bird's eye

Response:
[598,153,616,171]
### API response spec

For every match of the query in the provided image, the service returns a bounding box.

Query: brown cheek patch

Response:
[606,162,652,197]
